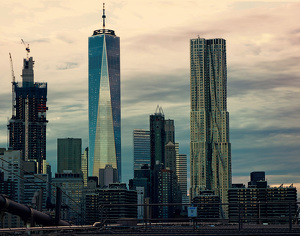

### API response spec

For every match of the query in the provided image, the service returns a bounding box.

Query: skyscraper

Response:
[133,129,150,170]
[57,138,82,174]
[88,5,121,181]
[190,38,231,209]
[81,147,88,186]
[8,56,48,173]
[164,119,175,144]
[176,153,188,203]
[150,106,165,170]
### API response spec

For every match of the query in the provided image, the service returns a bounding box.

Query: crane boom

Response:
[9,52,16,116]
[21,39,30,58]
[9,53,15,83]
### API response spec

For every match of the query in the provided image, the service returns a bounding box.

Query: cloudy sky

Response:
[0,0,299,190]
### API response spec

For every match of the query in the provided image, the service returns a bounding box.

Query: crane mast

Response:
[21,39,30,58]
[9,53,16,116]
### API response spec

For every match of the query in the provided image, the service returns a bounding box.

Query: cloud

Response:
[56,62,79,70]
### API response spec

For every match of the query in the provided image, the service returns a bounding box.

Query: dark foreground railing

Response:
[96,201,300,231]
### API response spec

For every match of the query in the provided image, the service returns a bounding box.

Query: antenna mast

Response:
[102,3,106,28]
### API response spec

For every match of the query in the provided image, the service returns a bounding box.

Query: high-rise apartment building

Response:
[8,57,48,173]
[190,38,231,208]
[57,138,82,174]
[88,6,121,181]
[133,129,150,170]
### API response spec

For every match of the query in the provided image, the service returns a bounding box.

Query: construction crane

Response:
[9,53,16,116]
[21,39,30,58]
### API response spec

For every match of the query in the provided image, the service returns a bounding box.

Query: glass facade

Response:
[88,30,121,181]
[57,138,82,174]
[133,129,150,170]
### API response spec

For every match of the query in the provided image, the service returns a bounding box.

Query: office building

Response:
[88,5,121,182]
[0,150,24,203]
[150,107,181,218]
[23,174,48,210]
[130,164,151,198]
[165,119,175,144]
[176,152,188,205]
[0,150,24,227]
[84,183,137,224]
[248,171,266,187]
[99,164,118,187]
[81,147,88,186]
[133,129,150,170]
[52,173,84,224]
[192,190,221,220]
[165,141,176,172]
[57,138,82,174]
[190,37,231,210]
[150,106,165,170]
[7,56,48,173]
[228,180,297,223]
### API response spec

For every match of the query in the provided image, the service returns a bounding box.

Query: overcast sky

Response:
[0,0,299,191]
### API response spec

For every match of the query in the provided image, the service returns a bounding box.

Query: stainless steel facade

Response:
[190,38,231,211]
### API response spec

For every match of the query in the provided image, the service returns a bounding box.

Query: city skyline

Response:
[0,1,299,190]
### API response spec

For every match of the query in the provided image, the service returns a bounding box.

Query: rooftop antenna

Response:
[102,3,106,29]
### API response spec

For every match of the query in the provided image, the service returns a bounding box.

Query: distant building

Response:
[164,119,175,144]
[136,187,145,219]
[248,171,266,188]
[176,152,188,205]
[84,183,137,224]
[150,107,165,169]
[229,173,297,223]
[81,147,88,186]
[165,141,176,172]
[88,6,121,181]
[57,138,82,174]
[0,150,24,203]
[150,107,181,218]
[52,173,84,224]
[23,174,48,211]
[133,129,150,170]
[190,37,231,215]
[130,164,151,198]
[0,150,24,227]
[7,56,48,173]
[192,190,221,220]
[99,164,118,187]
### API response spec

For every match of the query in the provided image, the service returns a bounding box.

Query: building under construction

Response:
[7,55,48,174]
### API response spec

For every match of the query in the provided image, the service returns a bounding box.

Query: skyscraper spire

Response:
[102,3,106,28]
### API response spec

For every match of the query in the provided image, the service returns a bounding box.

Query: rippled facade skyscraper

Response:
[190,38,231,213]
[88,7,121,182]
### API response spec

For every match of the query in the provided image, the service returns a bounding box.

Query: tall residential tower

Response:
[190,38,231,209]
[88,5,121,182]
[8,56,48,173]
